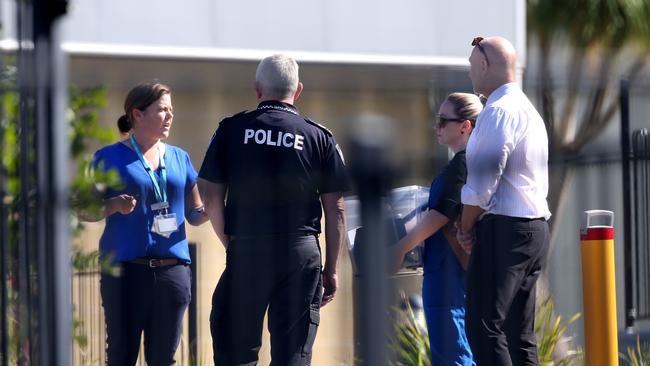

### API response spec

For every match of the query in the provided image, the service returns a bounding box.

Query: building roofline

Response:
[1,39,470,69]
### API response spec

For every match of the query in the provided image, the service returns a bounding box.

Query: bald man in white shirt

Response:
[457,36,551,366]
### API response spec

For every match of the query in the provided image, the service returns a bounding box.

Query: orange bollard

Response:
[580,210,618,366]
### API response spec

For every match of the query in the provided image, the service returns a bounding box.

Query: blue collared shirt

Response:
[93,142,198,263]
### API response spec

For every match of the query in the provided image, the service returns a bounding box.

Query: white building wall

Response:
[45,0,525,61]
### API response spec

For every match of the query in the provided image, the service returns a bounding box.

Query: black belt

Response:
[482,214,546,222]
[128,258,183,268]
[230,232,317,241]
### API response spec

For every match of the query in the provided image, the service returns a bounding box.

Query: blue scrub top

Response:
[93,142,198,263]
[422,150,475,366]
[423,151,467,305]
[423,171,466,307]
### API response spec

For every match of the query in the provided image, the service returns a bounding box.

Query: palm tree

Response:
[526,0,649,361]
[528,0,650,217]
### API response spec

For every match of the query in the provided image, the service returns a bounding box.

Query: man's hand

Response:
[321,192,344,308]
[455,221,475,255]
[105,194,137,215]
[457,204,483,255]
[321,269,338,308]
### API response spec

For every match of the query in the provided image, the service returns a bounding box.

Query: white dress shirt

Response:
[461,83,551,220]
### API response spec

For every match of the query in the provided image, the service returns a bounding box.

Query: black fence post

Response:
[349,115,395,366]
[631,128,650,322]
[0,150,6,366]
[188,243,198,364]
[620,79,636,330]
[17,0,70,364]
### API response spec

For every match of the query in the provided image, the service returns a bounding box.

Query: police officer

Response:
[199,54,349,366]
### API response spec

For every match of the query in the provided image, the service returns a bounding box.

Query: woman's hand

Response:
[390,243,406,274]
[186,184,209,226]
[105,194,137,215]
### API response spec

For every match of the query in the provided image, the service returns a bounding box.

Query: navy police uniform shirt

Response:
[199,100,349,236]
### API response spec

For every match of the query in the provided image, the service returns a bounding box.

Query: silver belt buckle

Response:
[148,259,160,268]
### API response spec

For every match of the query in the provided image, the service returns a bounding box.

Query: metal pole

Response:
[0,0,4,357]
[580,210,619,366]
[349,115,395,366]
[16,0,36,362]
[0,117,7,366]
[620,79,636,329]
[32,0,70,364]
[189,244,198,364]
[0,56,8,366]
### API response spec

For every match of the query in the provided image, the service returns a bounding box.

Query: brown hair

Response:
[445,92,485,127]
[117,82,171,133]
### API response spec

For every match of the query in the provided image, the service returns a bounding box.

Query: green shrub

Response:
[390,294,431,366]
[621,336,650,366]
[535,297,582,366]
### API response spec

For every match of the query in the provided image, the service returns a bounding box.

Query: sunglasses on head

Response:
[472,36,490,66]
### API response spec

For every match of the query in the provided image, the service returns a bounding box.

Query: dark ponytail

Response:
[117,114,132,134]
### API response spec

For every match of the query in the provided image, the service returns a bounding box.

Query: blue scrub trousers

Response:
[423,268,475,366]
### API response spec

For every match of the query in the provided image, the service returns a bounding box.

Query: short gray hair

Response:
[255,54,300,99]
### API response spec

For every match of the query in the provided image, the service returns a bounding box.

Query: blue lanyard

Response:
[130,134,167,203]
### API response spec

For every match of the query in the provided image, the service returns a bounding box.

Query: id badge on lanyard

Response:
[131,135,178,238]
[151,202,177,238]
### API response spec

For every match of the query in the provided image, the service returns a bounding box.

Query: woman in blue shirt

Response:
[392,92,484,366]
[89,82,208,366]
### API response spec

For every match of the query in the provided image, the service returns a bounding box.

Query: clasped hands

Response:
[455,221,475,255]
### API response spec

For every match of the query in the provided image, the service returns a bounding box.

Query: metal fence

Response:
[71,245,198,366]
[72,267,106,366]
[630,128,650,323]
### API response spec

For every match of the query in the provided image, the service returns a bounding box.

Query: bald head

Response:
[481,37,517,76]
[468,36,518,96]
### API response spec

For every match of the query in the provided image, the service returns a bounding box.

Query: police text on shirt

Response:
[243,129,305,150]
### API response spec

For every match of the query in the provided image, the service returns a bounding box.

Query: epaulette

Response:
[219,110,248,126]
[304,118,333,137]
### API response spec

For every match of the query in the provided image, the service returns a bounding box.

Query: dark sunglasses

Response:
[436,116,466,129]
[472,36,490,66]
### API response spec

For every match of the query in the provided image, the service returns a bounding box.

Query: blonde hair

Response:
[445,92,485,127]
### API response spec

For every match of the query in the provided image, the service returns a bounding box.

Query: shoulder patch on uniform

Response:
[209,110,248,144]
[219,110,248,126]
[304,118,333,137]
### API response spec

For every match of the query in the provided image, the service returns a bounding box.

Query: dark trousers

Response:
[100,262,192,366]
[465,215,549,366]
[211,234,323,366]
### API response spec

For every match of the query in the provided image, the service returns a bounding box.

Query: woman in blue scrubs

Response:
[392,92,484,366]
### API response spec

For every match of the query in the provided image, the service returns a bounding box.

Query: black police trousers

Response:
[465,214,549,366]
[100,262,192,366]
[211,234,323,366]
